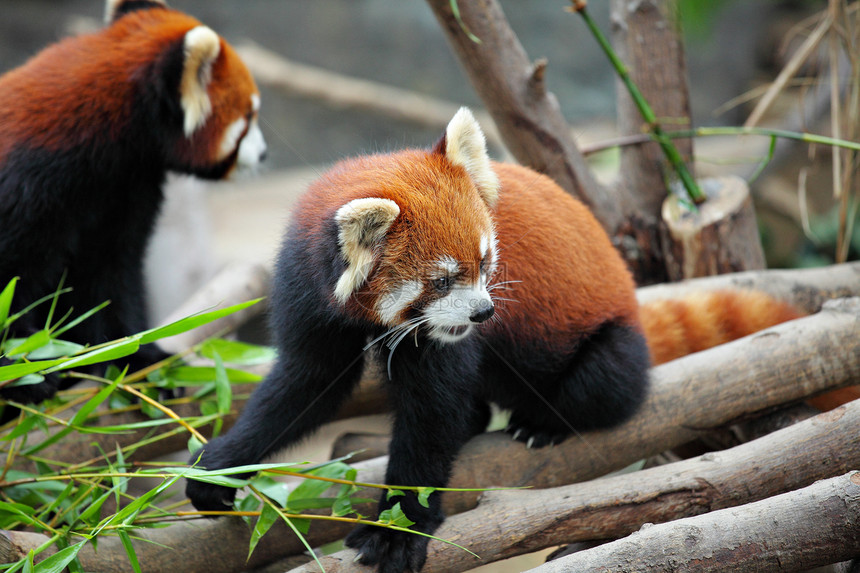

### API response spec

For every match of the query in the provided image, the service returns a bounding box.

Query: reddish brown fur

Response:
[481,162,640,352]
[0,6,258,166]
[296,150,495,322]
[640,290,804,365]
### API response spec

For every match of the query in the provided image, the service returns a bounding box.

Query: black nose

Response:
[470,300,495,323]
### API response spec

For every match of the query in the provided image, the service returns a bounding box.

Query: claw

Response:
[526,436,536,449]
[512,428,523,440]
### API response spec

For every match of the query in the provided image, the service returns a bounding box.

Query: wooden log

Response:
[636,260,860,313]
[41,299,853,573]
[290,399,860,572]
[157,261,271,354]
[4,283,856,572]
[424,0,625,232]
[526,472,860,573]
[660,175,766,280]
[330,432,391,464]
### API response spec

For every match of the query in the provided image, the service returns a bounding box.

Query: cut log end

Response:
[661,175,766,280]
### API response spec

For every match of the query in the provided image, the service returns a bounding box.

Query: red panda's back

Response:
[483,162,639,349]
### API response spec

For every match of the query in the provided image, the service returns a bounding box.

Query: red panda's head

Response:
[107,0,267,178]
[331,108,500,343]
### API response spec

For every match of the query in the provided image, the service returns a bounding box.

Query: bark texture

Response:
[526,472,860,573]
[291,401,860,572]
[425,0,624,232]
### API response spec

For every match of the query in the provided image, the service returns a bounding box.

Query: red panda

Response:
[0,0,266,406]
[187,108,801,572]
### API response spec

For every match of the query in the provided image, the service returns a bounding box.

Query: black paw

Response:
[185,444,240,513]
[185,476,237,513]
[345,524,430,573]
[505,416,569,449]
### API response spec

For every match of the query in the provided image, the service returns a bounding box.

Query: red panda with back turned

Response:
[0,0,266,404]
[187,108,801,572]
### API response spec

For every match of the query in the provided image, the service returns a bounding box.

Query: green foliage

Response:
[0,282,486,570]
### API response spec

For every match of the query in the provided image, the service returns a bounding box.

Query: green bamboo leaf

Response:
[378,502,414,528]
[199,339,276,365]
[44,339,140,374]
[166,365,261,385]
[138,299,262,345]
[212,352,232,416]
[248,475,288,507]
[417,488,435,509]
[23,374,123,455]
[32,540,86,573]
[5,331,51,358]
[0,358,65,382]
[118,531,142,573]
[0,277,18,328]
[52,301,110,338]
[24,339,86,360]
[247,503,279,560]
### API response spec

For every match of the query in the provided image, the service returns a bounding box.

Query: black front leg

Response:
[186,322,367,512]
[345,338,485,573]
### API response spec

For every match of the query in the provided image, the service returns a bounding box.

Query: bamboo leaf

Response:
[198,339,276,365]
[247,503,279,560]
[0,277,18,329]
[137,299,262,345]
[32,540,86,573]
[118,531,142,573]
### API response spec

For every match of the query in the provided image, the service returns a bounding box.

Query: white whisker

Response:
[386,317,430,380]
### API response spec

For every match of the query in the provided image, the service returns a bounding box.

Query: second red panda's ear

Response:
[179,26,221,137]
[434,107,500,208]
[333,198,400,304]
[105,0,167,24]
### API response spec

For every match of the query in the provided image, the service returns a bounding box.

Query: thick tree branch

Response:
[292,399,860,572]
[234,42,505,150]
[527,472,860,573]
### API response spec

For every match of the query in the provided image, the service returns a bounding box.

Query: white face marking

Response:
[251,93,261,113]
[438,256,459,276]
[218,116,247,159]
[424,283,493,343]
[377,280,423,325]
[237,120,266,167]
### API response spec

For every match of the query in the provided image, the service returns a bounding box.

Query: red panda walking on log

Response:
[0,0,266,404]
[187,108,801,572]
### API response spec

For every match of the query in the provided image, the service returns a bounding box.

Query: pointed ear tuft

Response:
[105,0,167,24]
[333,198,400,304]
[442,107,499,208]
[180,26,221,137]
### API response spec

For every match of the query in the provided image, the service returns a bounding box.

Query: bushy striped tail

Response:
[639,290,804,366]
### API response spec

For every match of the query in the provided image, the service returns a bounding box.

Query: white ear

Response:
[444,107,500,208]
[180,26,221,137]
[105,0,167,24]
[333,198,400,304]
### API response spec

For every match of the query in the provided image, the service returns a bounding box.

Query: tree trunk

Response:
[527,472,860,573]
[424,0,625,232]
[660,175,766,280]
